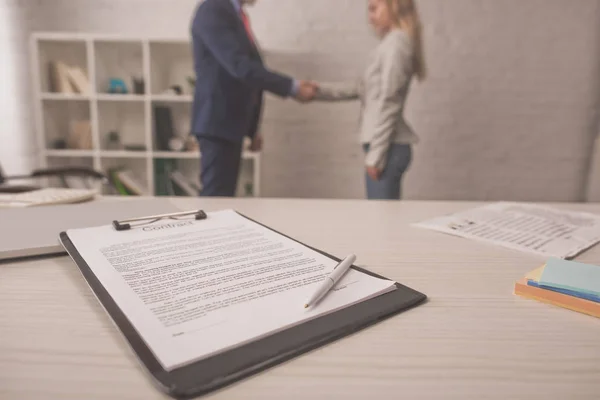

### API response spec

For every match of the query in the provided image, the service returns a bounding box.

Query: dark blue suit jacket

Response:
[191,0,294,143]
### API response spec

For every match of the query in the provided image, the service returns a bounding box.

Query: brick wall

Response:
[5,0,600,201]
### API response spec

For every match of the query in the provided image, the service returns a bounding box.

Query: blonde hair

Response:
[385,0,427,81]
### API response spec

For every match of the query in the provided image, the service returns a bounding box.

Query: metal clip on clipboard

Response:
[112,209,207,231]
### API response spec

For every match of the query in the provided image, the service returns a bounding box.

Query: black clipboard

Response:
[59,210,427,399]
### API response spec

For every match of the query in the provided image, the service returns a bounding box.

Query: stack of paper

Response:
[514,258,600,318]
[414,202,600,259]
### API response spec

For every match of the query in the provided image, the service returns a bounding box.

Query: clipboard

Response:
[59,210,427,399]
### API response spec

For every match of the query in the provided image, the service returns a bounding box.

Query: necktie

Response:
[239,9,256,46]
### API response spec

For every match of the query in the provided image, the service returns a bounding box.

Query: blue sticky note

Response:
[528,280,600,303]
[540,258,600,297]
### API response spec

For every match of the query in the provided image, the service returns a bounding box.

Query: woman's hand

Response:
[366,166,382,181]
[295,81,318,103]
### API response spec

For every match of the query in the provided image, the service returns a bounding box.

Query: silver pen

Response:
[304,254,357,308]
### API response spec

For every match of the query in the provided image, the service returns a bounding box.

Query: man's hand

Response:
[366,166,382,181]
[249,133,263,152]
[294,80,317,103]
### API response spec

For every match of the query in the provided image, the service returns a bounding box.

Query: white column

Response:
[0,0,34,175]
[586,133,600,202]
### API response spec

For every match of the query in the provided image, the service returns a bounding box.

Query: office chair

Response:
[0,162,109,194]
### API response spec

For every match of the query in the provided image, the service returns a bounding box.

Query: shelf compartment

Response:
[42,98,92,151]
[151,102,193,152]
[98,100,147,152]
[45,156,97,189]
[150,41,194,95]
[153,158,201,197]
[38,39,89,95]
[238,158,257,197]
[94,40,145,96]
[101,157,150,196]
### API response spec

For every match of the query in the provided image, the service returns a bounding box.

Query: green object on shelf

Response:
[245,182,253,197]
[187,76,196,88]
[108,168,131,196]
[154,158,177,196]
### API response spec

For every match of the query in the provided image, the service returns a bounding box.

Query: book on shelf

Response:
[169,170,201,196]
[67,120,93,150]
[153,159,175,196]
[153,106,175,151]
[48,61,90,95]
[48,61,73,94]
[108,168,149,196]
[153,159,201,197]
[65,66,90,95]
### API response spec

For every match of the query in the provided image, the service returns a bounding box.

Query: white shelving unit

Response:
[31,32,261,197]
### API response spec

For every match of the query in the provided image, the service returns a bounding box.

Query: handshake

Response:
[293,80,319,103]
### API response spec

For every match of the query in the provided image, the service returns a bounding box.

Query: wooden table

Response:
[2,198,600,399]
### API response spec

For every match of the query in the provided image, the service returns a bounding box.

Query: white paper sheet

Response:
[63,210,396,370]
[413,202,600,259]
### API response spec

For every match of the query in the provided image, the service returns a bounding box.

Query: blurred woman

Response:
[314,0,426,200]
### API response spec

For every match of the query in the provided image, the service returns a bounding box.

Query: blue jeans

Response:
[363,143,412,200]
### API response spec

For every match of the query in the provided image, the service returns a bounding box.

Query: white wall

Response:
[7,0,600,201]
[0,0,34,175]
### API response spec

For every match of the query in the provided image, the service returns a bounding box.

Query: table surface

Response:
[2,197,600,400]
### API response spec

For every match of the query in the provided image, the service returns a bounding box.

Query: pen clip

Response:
[333,255,354,269]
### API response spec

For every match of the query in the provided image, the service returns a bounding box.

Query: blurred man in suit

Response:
[191,0,316,197]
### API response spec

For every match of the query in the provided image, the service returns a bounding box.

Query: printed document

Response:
[413,202,600,259]
[62,210,396,370]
